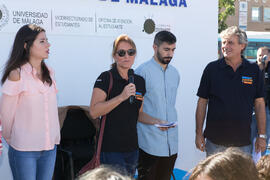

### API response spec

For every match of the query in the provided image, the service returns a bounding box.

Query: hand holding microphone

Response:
[120,69,136,103]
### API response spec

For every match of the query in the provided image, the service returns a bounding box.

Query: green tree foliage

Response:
[219,0,235,33]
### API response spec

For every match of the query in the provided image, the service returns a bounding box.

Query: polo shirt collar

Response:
[218,56,248,69]
[241,57,249,67]
[111,66,127,81]
[151,57,170,71]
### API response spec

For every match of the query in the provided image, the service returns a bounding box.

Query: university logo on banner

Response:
[0,4,9,30]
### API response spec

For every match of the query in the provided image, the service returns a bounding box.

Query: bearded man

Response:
[136,30,180,180]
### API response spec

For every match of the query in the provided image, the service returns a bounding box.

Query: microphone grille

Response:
[128,69,134,76]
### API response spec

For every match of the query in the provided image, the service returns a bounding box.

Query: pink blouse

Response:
[0,123,2,155]
[0,63,60,151]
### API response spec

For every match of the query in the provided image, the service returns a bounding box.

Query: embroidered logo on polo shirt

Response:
[242,76,253,85]
[135,92,143,101]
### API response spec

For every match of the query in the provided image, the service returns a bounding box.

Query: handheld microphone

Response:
[128,69,135,104]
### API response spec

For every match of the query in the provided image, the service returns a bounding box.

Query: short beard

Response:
[157,50,172,65]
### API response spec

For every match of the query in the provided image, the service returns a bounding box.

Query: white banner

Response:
[0,2,176,37]
[0,4,51,32]
[52,8,95,35]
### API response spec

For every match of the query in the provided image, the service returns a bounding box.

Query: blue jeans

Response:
[205,139,252,157]
[251,106,270,155]
[8,145,57,180]
[100,150,138,176]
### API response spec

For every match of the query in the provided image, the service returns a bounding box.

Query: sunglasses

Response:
[116,49,136,57]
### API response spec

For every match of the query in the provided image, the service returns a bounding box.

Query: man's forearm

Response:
[196,98,208,135]
[254,98,266,135]
[138,111,166,125]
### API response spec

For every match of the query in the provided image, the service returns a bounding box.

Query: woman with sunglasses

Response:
[89,34,146,177]
[0,24,60,180]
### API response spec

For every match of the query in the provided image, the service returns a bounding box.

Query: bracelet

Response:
[258,134,267,139]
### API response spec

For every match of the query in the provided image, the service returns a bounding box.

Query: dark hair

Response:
[1,24,52,86]
[154,30,176,47]
[111,34,136,69]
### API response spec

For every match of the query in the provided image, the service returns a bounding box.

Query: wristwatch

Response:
[258,134,267,139]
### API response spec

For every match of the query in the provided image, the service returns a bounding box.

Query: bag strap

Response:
[95,71,113,159]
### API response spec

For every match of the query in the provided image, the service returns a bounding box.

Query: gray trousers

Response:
[205,139,252,157]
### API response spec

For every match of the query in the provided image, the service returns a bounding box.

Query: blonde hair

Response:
[256,155,270,180]
[111,34,136,69]
[76,165,134,180]
[189,148,260,180]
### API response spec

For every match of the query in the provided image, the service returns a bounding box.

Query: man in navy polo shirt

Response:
[195,26,267,156]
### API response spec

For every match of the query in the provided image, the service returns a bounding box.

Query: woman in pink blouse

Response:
[0,24,60,180]
[0,122,2,155]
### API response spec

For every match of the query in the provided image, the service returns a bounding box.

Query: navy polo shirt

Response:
[197,57,264,146]
[94,67,146,152]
